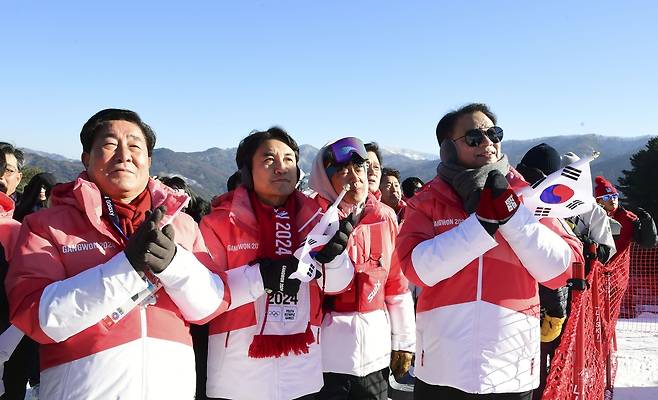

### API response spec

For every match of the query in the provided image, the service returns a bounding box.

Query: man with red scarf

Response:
[200,128,355,400]
[5,109,234,399]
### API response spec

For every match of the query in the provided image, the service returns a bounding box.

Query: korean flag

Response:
[517,152,599,218]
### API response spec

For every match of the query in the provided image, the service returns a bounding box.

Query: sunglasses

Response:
[598,193,618,202]
[454,126,504,147]
[327,137,368,165]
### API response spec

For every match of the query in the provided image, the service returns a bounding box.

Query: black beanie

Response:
[518,143,561,176]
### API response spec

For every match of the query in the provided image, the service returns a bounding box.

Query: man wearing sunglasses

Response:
[395,103,583,399]
[309,137,415,400]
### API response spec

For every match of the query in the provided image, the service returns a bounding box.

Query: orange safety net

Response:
[620,244,658,329]
[541,247,632,400]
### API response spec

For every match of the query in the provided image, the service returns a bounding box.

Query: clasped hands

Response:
[125,206,177,274]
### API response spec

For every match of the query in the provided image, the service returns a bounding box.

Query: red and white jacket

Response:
[6,175,230,400]
[0,192,22,396]
[394,171,583,394]
[199,187,354,400]
[0,192,19,259]
[318,193,416,377]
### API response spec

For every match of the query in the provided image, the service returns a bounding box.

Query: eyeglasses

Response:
[598,193,618,202]
[453,126,504,147]
[2,167,18,177]
[327,137,368,165]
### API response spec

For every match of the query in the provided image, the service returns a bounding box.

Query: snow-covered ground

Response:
[612,313,658,400]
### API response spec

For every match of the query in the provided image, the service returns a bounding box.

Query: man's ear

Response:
[81,152,89,169]
[148,157,152,168]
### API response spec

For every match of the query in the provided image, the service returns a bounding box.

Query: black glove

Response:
[315,213,356,264]
[259,256,301,296]
[124,206,177,273]
[632,208,658,249]
[476,170,521,236]
[144,223,177,273]
[125,206,162,272]
[597,243,612,264]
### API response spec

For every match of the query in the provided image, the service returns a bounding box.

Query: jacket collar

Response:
[0,192,15,218]
[416,167,528,212]
[212,186,321,238]
[50,172,189,242]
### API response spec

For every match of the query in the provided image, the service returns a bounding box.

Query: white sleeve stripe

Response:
[39,252,147,343]
[499,206,572,282]
[317,251,354,294]
[156,245,225,322]
[226,264,264,311]
[411,214,497,287]
[386,292,416,351]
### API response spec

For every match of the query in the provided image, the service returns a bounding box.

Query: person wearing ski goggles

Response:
[309,137,415,400]
[320,137,371,209]
[595,175,657,255]
[396,103,583,399]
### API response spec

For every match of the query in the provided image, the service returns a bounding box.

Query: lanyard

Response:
[102,195,130,242]
[100,194,163,330]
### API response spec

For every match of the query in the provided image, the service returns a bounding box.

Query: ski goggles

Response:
[454,126,504,147]
[597,193,618,202]
[325,137,368,166]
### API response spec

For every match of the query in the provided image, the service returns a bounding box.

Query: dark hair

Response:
[159,176,187,191]
[364,142,382,164]
[236,127,299,170]
[13,172,58,222]
[435,103,497,145]
[80,109,157,156]
[0,153,6,193]
[226,171,242,192]
[159,175,209,223]
[381,167,401,182]
[402,176,424,198]
[235,127,299,189]
[0,142,25,171]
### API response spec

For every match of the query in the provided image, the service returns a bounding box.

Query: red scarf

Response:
[247,191,314,358]
[104,189,152,238]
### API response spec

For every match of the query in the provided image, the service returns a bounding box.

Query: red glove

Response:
[476,170,521,235]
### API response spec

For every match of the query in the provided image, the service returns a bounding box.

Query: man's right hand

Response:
[259,257,301,296]
[315,213,356,264]
[124,206,165,273]
[476,170,520,235]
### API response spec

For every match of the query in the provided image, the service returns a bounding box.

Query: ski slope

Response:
[612,314,658,400]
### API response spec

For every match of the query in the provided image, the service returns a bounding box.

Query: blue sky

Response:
[1,1,656,159]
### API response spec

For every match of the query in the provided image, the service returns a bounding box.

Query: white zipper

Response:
[476,255,483,301]
[473,255,484,383]
[140,306,148,399]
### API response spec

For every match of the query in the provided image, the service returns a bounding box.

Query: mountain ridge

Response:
[20,134,654,200]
